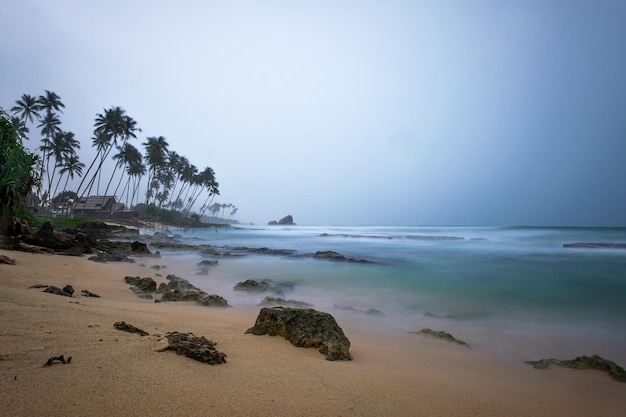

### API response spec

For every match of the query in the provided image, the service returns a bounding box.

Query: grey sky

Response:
[2,0,625,226]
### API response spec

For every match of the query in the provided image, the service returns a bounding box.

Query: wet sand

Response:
[0,250,624,416]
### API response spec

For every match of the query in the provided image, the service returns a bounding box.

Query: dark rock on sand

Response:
[412,328,471,348]
[114,321,149,336]
[525,354,626,382]
[43,285,74,297]
[125,276,157,299]
[259,296,313,309]
[88,253,135,263]
[246,307,352,361]
[81,289,100,297]
[159,274,229,307]
[163,332,227,365]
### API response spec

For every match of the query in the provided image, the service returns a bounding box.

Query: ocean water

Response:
[144,225,626,364]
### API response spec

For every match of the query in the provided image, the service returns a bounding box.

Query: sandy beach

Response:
[1,249,625,417]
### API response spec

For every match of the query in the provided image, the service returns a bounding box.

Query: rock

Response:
[159,274,229,307]
[37,220,55,238]
[259,296,313,309]
[81,289,100,297]
[88,253,135,263]
[312,250,371,263]
[113,321,149,336]
[267,215,295,226]
[525,355,626,382]
[198,259,218,267]
[43,285,74,297]
[233,279,293,295]
[130,241,151,254]
[163,332,227,365]
[0,255,16,265]
[62,285,75,296]
[124,276,156,299]
[411,328,471,348]
[245,307,352,361]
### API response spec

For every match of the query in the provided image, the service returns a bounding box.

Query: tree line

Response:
[8,91,222,220]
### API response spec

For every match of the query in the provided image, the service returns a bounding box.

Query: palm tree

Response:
[126,158,146,209]
[11,94,41,141]
[37,90,65,115]
[36,112,62,209]
[143,136,169,205]
[52,154,85,211]
[111,142,142,206]
[11,94,41,125]
[43,131,79,205]
[10,116,29,142]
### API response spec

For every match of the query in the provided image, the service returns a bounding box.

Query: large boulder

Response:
[245,307,352,361]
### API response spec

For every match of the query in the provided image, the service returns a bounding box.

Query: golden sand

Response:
[1,250,624,416]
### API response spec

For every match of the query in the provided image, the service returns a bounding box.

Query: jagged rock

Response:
[124,276,157,299]
[411,328,471,348]
[130,241,151,254]
[0,255,16,265]
[525,355,626,382]
[163,332,227,365]
[43,285,74,297]
[259,296,313,309]
[246,307,352,361]
[113,321,149,336]
[81,289,100,297]
[62,285,75,296]
[159,274,228,307]
[233,279,293,295]
[37,220,55,238]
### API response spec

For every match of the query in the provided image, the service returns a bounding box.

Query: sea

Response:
[141,225,626,365]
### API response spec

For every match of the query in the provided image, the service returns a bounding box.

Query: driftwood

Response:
[44,354,72,366]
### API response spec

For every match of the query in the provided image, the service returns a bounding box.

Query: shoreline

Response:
[1,249,625,416]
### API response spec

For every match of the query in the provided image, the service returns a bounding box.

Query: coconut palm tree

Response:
[10,116,29,142]
[37,90,65,115]
[36,112,62,209]
[52,154,85,211]
[11,94,41,126]
[111,142,142,206]
[143,136,169,205]
[43,131,79,207]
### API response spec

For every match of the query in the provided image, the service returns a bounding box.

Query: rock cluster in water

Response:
[525,355,626,382]
[246,307,352,361]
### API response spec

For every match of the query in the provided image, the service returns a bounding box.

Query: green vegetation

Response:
[0,110,39,234]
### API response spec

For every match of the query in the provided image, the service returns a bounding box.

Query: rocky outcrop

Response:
[268,215,295,226]
[233,279,294,295]
[311,250,372,263]
[157,274,229,307]
[163,332,227,365]
[43,284,75,297]
[245,307,352,361]
[526,355,626,382]
[411,328,471,348]
[125,276,157,299]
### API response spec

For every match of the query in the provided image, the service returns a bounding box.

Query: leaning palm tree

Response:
[111,142,142,206]
[36,112,62,209]
[43,131,79,207]
[142,136,169,205]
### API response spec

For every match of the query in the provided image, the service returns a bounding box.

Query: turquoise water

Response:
[146,225,626,363]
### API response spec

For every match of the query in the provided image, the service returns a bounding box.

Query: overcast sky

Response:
[2,0,625,226]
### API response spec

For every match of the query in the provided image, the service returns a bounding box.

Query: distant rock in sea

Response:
[268,215,295,226]
[563,242,626,249]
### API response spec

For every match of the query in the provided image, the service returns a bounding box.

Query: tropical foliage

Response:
[8,90,224,224]
[0,110,39,233]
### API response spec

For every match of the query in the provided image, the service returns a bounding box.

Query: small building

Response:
[73,195,118,217]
